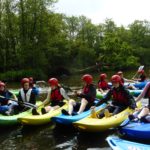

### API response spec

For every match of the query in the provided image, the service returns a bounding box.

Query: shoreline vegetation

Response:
[1,0,150,81]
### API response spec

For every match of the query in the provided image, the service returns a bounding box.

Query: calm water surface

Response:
[1,71,149,150]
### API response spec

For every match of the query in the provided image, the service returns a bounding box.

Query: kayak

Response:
[96,89,142,99]
[119,121,150,140]
[106,136,150,150]
[133,81,147,90]
[10,89,19,96]
[128,89,142,97]
[18,100,69,126]
[0,101,42,126]
[51,100,107,125]
[109,81,147,90]
[73,102,141,132]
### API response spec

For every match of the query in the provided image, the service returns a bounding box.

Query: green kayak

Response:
[10,89,19,96]
[0,101,42,126]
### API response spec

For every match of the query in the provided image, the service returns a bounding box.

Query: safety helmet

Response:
[111,75,121,83]
[82,74,93,84]
[21,78,30,86]
[48,78,58,86]
[100,73,107,80]
[138,70,144,74]
[0,81,5,87]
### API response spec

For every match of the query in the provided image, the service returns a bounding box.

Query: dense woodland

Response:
[0,0,150,81]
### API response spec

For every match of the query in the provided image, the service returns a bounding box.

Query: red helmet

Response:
[138,70,144,74]
[29,77,33,82]
[21,78,30,86]
[0,81,5,87]
[82,74,93,84]
[100,73,107,80]
[48,78,58,86]
[111,75,121,83]
[117,71,123,75]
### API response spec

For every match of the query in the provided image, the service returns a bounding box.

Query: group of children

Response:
[0,70,149,123]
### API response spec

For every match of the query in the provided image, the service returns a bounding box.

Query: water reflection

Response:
[0,123,114,150]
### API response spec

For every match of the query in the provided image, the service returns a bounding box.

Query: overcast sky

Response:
[54,0,150,26]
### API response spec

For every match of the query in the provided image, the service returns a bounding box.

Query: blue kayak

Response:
[132,81,147,90]
[109,81,147,90]
[107,136,150,150]
[51,101,106,125]
[120,122,150,140]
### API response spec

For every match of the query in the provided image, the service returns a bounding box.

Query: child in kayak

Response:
[98,73,110,93]
[0,81,17,115]
[32,78,70,115]
[29,77,40,96]
[91,75,136,118]
[128,82,150,123]
[13,78,37,114]
[62,74,96,116]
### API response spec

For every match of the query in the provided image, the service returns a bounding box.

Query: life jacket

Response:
[112,87,128,105]
[0,91,10,105]
[20,88,32,102]
[83,84,95,102]
[98,80,109,90]
[50,88,64,102]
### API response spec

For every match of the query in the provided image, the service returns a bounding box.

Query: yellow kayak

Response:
[18,100,68,125]
[73,102,141,132]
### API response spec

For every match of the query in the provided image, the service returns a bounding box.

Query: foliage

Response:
[0,0,150,81]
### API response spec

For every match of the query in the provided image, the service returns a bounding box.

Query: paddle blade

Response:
[138,65,144,72]
[120,118,130,127]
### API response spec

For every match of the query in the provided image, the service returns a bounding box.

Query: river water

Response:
[0,71,149,150]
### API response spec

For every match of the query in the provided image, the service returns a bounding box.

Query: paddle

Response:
[132,65,144,79]
[0,95,37,108]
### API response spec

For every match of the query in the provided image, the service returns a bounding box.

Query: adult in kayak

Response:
[13,78,37,114]
[91,75,136,118]
[0,81,17,115]
[117,71,135,84]
[32,78,70,115]
[98,73,110,93]
[128,70,147,90]
[128,82,150,122]
[62,74,96,116]
[133,70,147,82]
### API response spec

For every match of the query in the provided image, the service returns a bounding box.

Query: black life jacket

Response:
[112,87,129,105]
[83,84,95,102]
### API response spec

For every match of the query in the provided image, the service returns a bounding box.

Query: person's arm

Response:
[38,88,51,107]
[124,78,136,83]
[136,82,150,102]
[99,88,104,93]
[78,85,96,100]
[11,93,17,100]
[60,88,70,100]
[124,88,136,109]
[95,89,112,106]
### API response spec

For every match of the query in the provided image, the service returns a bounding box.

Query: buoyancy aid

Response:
[50,88,64,102]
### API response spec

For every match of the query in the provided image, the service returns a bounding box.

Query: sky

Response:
[54,0,150,26]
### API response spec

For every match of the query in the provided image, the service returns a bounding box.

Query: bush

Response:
[0,69,47,82]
